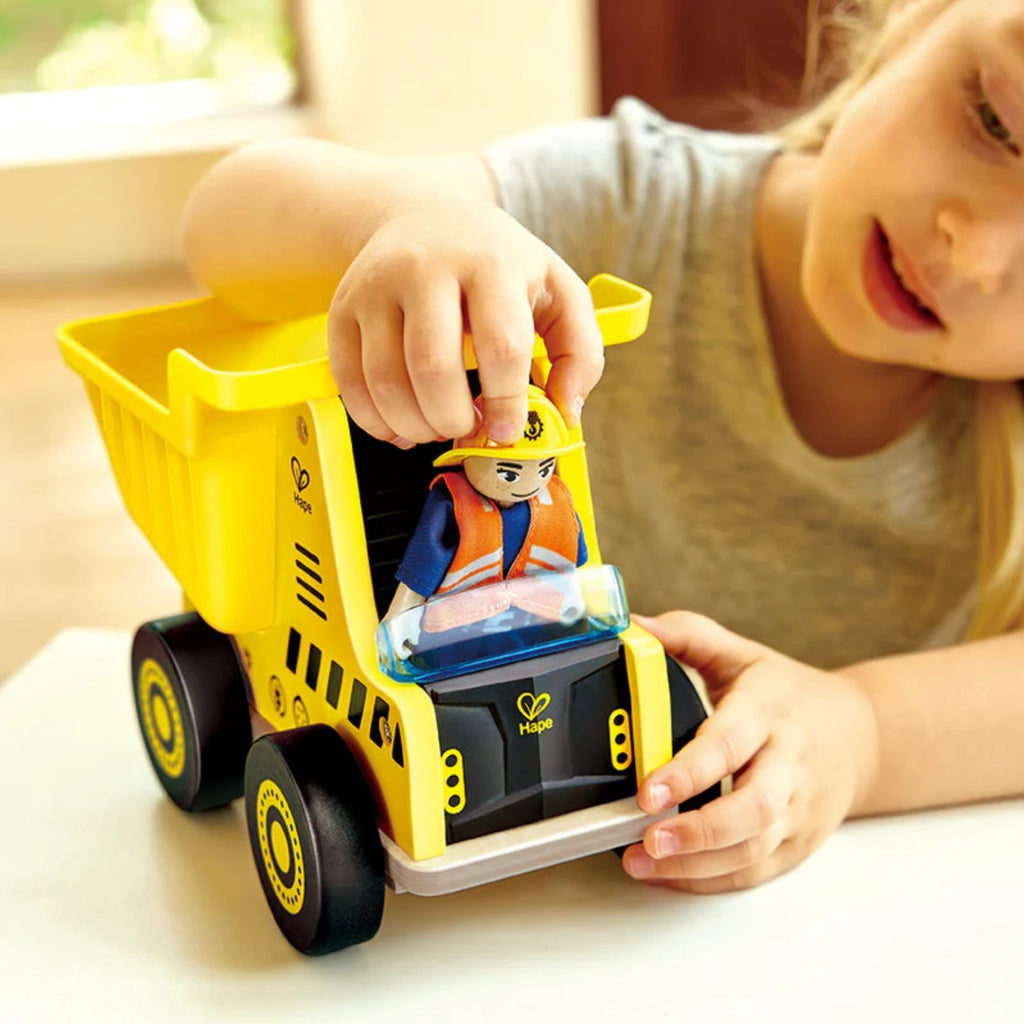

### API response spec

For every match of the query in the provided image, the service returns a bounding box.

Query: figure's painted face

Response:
[804,0,1024,379]
[463,455,557,504]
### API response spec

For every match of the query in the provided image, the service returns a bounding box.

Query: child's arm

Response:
[841,632,1024,815]
[181,139,605,447]
[181,140,496,320]
[620,611,1024,893]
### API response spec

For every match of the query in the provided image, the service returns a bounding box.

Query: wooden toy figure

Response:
[383,385,589,669]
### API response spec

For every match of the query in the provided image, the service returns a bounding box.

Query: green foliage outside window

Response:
[0,0,296,104]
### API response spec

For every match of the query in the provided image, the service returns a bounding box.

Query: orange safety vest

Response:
[421,470,581,633]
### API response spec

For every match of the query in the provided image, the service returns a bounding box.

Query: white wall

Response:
[0,151,216,280]
[302,0,597,153]
[0,0,597,281]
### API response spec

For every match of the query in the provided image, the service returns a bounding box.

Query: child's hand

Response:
[623,611,879,892]
[327,195,605,448]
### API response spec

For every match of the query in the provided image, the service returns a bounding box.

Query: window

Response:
[0,0,298,105]
[0,0,306,167]
[0,0,596,277]
[0,0,309,276]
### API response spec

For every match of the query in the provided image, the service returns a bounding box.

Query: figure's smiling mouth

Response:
[511,489,539,498]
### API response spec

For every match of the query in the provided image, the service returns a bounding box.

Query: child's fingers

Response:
[537,262,606,429]
[624,819,787,882]
[638,689,770,813]
[360,302,438,445]
[642,742,792,856]
[633,610,768,686]
[463,267,536,444]
[328,312,398,443]
[402,277,476,439]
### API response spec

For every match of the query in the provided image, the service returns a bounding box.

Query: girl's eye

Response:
[539,465,553,479]
[968,73,1022,157]
[498,470,519,483]
[977,98,1018,153]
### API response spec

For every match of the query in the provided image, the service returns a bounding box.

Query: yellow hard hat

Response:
[433,385,584,467]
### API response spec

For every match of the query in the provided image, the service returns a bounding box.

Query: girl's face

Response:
[805,0,1024,379]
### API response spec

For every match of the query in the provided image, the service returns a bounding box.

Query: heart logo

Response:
[291,456,310,492]
[517,691,551,721]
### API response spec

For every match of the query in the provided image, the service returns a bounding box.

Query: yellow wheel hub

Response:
[137,658,185,779]
[256,780,305,915]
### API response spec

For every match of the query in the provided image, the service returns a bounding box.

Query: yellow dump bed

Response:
[58,275,651,635]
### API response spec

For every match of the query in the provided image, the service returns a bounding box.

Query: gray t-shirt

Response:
[485,97,978,668]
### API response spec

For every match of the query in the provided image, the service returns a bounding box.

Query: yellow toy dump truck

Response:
[59,274,713,956]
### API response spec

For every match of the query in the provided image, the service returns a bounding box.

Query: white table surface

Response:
[2,628,1022,1024]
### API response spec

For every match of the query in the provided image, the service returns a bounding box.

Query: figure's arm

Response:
[386,481,458,618]
[575,514,588,566]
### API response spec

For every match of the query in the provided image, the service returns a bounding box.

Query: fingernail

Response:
[646,782,672,813]
[625,849,655,879]
[488,421,518,444]
[571,395,584,424]
[654,829,679,858]
[392,436,415,450]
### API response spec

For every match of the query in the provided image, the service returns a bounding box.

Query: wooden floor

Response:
[0,269,201,682]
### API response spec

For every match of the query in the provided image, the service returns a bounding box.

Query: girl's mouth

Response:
[862,222,944,332]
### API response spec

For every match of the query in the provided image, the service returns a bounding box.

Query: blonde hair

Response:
[776,0,1024,638]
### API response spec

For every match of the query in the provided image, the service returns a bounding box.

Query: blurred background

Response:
[0,0,816,680]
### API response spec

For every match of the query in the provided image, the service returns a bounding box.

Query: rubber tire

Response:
[244,726,386,955]
[131,613,251,812]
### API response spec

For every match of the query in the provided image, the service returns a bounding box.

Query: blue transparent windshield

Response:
[376,564,630,684]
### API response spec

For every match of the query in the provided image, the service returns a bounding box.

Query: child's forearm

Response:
[180,139,496,319]
[843,630,1024,817]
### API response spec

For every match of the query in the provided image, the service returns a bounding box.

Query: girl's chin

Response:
[801,281,868,355]
[806,300,900,367]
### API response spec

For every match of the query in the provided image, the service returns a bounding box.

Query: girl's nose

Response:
[936,201,1018,296]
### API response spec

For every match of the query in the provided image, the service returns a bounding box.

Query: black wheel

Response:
[244,725,385,955]
[131,613,251,812]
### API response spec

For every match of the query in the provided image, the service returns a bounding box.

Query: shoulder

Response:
[609,97,777,155]
[486,96,779,198]
[484,96,780,279]
[424,474,459,514]
[430,471,486,513]
[607,98,781,207]
[429,472,458,497]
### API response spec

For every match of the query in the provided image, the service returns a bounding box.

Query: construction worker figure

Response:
[384,386,588,667]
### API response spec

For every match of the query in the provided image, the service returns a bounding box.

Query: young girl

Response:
[180,0,1024,893]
